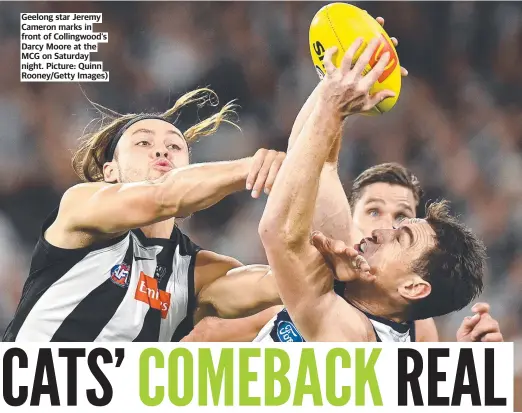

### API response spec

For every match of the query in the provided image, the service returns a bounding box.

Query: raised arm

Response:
[287,17,406,244]
[287,81,354,243]
[47,149,284,247]
[259,38,394,340]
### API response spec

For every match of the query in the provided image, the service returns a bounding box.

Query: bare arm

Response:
[194,251,281,320]
[182,306,283,342]
[286,15,404,243]
[48,149,284,248]
[259,39,393,341]
[288,83,354,243]
[56,159,250,235]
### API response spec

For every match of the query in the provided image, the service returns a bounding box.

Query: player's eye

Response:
[368,209,379,217]
[136,141,150,146]
[395,214,407,223]
[167,144,182,150]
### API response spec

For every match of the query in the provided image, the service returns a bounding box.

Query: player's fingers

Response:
[352,37,381,78]
[472,302,490,314]
[401,66,409,77]
[323,47,338,76]
[390,36,398,47]
[459,313,481,333]
[246,149,267,190]
[311,231,330,251]
[331,239,348,255]
[313,234,341,265]
[350,254,369,271]
[357,257,371,273]
[252,150,276,198]
[470,317,500,342]
[481,332,504,342]
[343,247,360,258]
[365,89,396,111]
[361,50,390,89]
[264,152,285,195]
[341,37,364,74]
[376,17,384,27]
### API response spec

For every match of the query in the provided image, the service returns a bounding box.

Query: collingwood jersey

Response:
[253,307,416,343]
[3,209,201,342]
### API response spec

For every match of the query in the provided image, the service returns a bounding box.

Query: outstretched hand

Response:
[318,34,395,117]
[311,230,372,282]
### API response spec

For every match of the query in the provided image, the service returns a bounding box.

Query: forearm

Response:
[183,306,283,342]
[158,158,250,218]
[198,265,282,319]
[288,81,340,164]
[313,165,353,243]
[288,86,351,243]
[260,102,343,247]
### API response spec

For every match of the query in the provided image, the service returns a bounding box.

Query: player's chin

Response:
[148,168,171,179]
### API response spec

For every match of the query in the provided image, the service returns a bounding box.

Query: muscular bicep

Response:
[195,251,281,319]
[55,182,167,236]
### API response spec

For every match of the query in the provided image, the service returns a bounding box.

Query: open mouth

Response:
[354,237,377,259]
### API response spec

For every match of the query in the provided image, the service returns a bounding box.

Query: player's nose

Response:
[153,149,168,158]
[375,216,394,230]
[371,228,394,244]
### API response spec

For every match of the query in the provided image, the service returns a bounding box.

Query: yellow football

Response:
[309,2,401,115]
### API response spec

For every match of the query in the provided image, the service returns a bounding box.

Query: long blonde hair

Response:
[72,88,239,182]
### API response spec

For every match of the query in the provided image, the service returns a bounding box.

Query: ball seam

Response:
[325,6,346,54]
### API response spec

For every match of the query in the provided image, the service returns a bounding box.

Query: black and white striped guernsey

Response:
[2,209,201,342]
[253,307,416,343]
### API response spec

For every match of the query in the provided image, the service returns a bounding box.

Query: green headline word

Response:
[139,348,382,407]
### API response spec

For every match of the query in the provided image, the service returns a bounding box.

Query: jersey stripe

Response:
[4,207,202,342]
[50,236,135,341]
[133,240,176,342]
[13,235,130,341]
[2,248,91,342]
[169,248,196,342]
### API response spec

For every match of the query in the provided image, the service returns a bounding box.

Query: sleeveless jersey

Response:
[2,209,201,342]
[253,307,416,343]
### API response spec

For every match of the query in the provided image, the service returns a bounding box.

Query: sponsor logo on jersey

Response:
[135,271,171,319]
[154,265,167,281]
[110,263,130,288]
[276,320,304,342]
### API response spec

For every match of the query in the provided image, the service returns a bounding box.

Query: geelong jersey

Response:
[253,307,416,343]
[2,209,201,342]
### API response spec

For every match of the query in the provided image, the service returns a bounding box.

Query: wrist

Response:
[315,98,345,125]
[236,157,252,182]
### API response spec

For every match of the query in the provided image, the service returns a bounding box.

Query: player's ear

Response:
[398,275,431,301]
[103,161,118,183]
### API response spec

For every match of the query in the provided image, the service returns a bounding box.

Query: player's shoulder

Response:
[48,182,111,232]
[62,182,111,200]
[58,182,111,212]
[335,296,379,341]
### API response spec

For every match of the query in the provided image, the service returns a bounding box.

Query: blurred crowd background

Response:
[0,1,521,406]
